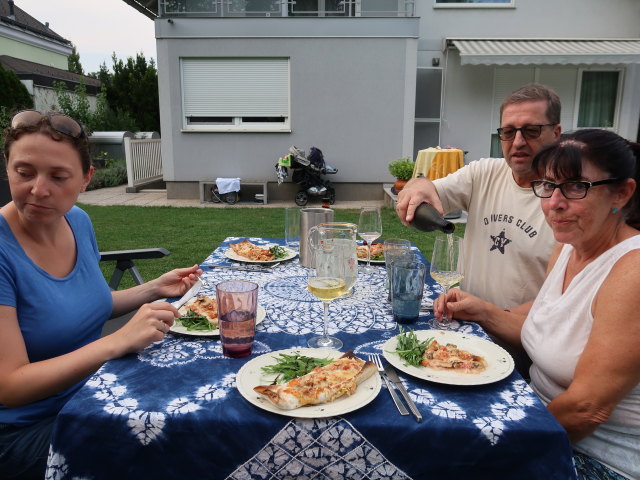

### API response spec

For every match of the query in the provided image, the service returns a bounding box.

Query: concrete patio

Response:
[78,185,387,209]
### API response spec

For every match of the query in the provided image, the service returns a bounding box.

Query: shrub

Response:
[88,155,127,190]
[388,157,414,180]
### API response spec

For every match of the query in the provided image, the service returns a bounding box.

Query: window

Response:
[435,0,514,7]
[576,70,620,129]
[181,58,290,132]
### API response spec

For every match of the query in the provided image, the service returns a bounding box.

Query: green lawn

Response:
[79,204,466,289]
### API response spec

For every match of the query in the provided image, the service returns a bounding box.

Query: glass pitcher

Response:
[308,222,358,294]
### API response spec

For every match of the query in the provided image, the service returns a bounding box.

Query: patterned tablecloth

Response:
[46,238,577,480]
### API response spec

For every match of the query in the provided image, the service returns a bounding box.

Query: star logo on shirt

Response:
[490,230,512,254]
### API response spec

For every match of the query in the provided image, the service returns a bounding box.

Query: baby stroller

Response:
[275,146,338,206]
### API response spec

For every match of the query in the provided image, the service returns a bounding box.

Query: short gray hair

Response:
[500,83,561,125]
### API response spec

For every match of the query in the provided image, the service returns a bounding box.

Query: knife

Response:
[205,264,271,273]
[171,278,203,310]
[384,363,423,422]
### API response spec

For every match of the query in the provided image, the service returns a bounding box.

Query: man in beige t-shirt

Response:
[397,84,561,372]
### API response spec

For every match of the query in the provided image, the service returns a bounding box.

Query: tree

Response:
[92,53,160,132]
[107,53,160,132]
[52,52,160,133]
[52,80,138,133]
[0,65,33,111]
[0,65,33,132]
[67,44,84,75]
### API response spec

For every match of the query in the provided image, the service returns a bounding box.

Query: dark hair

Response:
[500,83,561,126]
[2,112,92,175]
[532,128,640,228]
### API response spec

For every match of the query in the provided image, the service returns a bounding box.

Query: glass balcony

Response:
[160,0,415,17]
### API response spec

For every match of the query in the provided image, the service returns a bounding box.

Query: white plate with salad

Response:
[356,243,385,264]
[170,304,266,337]
[224,244,297,264]
[236,348,381,418]
[382,329,514,386]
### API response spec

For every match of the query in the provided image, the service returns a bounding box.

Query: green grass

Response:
[79,204,466,289]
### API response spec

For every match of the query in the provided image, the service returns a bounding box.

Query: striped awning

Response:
[448,39,640,66]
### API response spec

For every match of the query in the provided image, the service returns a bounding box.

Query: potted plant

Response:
[388,157,414,193]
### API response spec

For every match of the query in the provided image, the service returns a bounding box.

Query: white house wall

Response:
[416,0,640,161]
[156,17,418,194]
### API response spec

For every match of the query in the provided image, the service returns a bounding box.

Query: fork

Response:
[368,354,409,416]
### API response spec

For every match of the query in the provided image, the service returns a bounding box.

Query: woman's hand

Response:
[107,302,180,356]
[150,264,203,299]
[433,288,491,323]
[434,290,529,347]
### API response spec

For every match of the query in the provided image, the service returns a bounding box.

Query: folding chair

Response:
[100,248,170,290]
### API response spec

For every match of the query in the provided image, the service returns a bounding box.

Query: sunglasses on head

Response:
[10,110,85,139]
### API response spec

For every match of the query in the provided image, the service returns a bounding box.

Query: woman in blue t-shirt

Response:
[0,111,202,479]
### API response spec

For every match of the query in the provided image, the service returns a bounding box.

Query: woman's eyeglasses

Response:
[497,123,556,141]
[530,178,622,200]
[10,110,85,139]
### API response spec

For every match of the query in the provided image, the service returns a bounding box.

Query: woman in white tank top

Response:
[433,129,640,479]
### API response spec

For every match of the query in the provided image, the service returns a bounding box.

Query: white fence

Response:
[124,137,163,189]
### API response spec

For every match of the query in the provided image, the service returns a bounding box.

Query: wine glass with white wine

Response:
[307,239,347,349]
[357,206,382,273]
[430,235,464,329]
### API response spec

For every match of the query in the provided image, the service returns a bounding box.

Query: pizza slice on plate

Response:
[230,240,275,261]
[356,243,384,260]
[253,351,377,410]
[420,340,487,373]
[180,296,219,327]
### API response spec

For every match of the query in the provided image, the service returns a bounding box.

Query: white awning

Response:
[448,39,640,66]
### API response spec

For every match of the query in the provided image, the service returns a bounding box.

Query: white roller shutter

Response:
[182,58,289,118]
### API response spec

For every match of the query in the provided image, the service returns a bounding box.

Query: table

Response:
[46,238,577,480]
[413,147,464,180]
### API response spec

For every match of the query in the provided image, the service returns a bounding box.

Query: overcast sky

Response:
[15,0,157,74]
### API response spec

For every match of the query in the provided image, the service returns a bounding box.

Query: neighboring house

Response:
[122,0,640,201]
[0,0,100,111]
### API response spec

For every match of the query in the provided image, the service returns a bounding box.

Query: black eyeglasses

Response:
[497,123,556,141]
[10,110,85,139]
[530,178,622,200]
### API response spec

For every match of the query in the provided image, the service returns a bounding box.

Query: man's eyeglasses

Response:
[10,110,85,139]
[497,123,556,141]
[530,178,622,200]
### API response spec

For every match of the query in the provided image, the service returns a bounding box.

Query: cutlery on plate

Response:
[383,362,422,423]
[171,278,203,310]
[205,264,271,273]
[368,354,409,416]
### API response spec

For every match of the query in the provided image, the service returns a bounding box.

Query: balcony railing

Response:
[160,0,415,17]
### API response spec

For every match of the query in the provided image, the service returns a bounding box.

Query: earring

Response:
[612,208,619,214]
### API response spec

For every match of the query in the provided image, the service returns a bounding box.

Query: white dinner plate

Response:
[170,303,266,337]
[224,245,297,264]
[382,330,514,386]
[237,348,382,418]
[357,257,385,265]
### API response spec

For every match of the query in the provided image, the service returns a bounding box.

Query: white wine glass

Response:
[307,239,347,349]
[430,235,464,329]
[357,206,382,273]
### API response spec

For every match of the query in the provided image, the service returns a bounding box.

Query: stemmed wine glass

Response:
[430,235,464,329]
[307,239,347,349]
[357,206,382,273]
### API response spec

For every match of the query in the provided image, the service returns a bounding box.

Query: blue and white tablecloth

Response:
[46,238,577,480]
